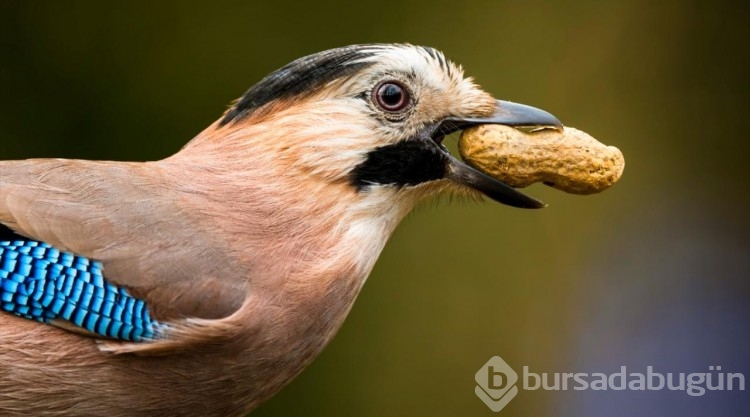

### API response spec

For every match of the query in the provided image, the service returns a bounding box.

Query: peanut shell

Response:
[458,125,624,195]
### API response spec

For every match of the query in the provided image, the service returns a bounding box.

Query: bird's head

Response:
[181,44,561,224]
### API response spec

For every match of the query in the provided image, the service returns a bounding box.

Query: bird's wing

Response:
[0,159,249,333]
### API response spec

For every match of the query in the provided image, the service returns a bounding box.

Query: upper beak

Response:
[441,100,563,135]
[435,100,563,209]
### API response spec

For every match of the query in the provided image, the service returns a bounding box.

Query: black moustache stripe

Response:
[350,140,447,189]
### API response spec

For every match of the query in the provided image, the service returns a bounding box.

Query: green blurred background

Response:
[1,1,748,416]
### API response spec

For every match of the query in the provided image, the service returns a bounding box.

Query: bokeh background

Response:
[1,1,748,416]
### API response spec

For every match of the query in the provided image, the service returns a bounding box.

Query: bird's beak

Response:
[433,100,563,209]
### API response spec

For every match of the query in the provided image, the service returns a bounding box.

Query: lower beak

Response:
[437,100,563,209]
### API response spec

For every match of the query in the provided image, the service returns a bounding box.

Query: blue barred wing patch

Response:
[0,240,159,341]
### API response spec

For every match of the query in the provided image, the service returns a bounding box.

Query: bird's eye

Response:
[374,81,410,112]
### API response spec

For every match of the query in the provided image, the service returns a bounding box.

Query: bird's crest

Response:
[219,44,459,125]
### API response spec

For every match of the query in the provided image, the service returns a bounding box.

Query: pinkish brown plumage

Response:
[0,44,561,416]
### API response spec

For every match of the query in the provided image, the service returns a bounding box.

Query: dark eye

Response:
[374,81,409,112]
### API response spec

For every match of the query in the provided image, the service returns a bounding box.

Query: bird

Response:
[0,43,561,416]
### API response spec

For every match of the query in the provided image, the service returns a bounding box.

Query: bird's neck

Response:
[160,145,420,321]
[155,151,419,410]
[165,118,424,287]
[143,122,438,414]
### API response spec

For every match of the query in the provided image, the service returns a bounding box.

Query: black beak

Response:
[434,100,563,209]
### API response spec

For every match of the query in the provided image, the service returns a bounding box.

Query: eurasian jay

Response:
[0,44,561,416]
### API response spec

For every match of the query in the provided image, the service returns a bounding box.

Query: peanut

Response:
[458,125,624,195]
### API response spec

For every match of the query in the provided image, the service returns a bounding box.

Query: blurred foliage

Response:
[1,1,747,416]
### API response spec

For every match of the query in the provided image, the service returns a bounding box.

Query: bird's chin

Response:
[429,100,563,209]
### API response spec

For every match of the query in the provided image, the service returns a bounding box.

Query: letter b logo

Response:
[488,366,507,389]
[475,356,519,412]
